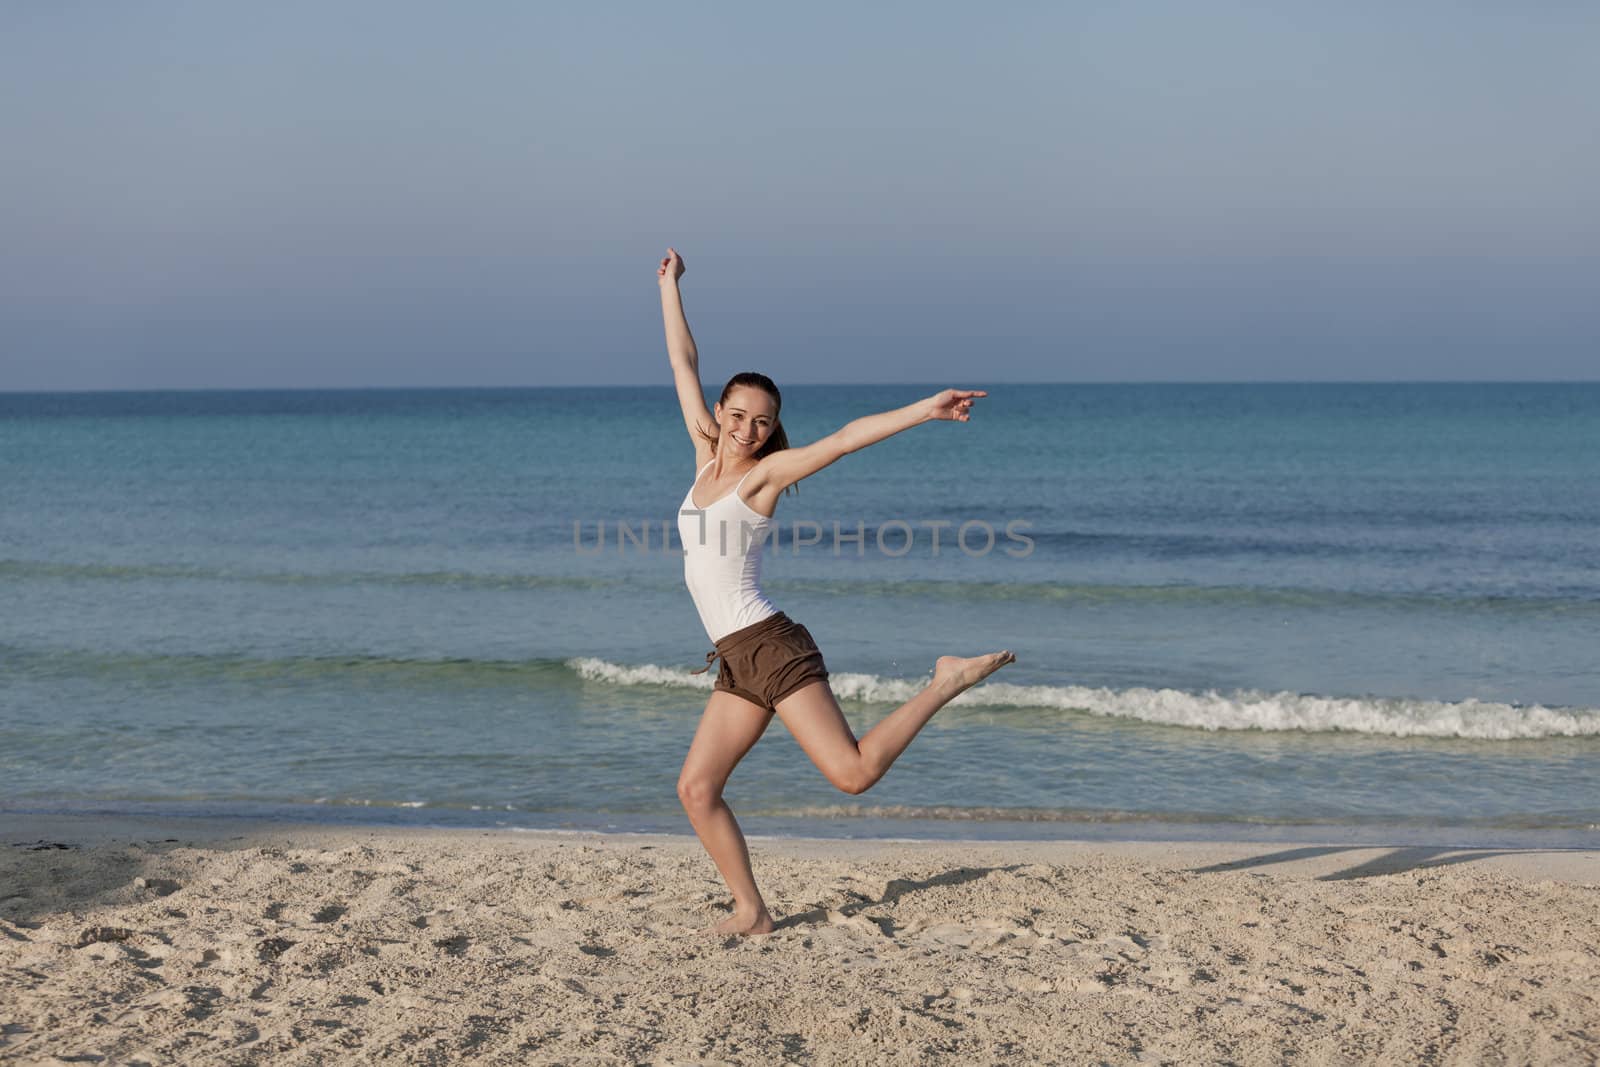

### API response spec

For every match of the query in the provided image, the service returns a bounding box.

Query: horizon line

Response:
[4,378,1600,396]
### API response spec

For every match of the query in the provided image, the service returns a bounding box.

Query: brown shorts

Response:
[690,612,830,711]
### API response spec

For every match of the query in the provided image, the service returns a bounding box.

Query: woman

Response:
[659,247,1015,936]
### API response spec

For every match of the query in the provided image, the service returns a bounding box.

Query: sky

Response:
[2,1,1597,390]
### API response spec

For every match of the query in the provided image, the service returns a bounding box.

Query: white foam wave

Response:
[973,680,1600,740]
[566,658,1600,740]
[568,657,717,690]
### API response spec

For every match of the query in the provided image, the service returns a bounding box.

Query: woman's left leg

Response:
[677,689,777,935]
[774,652,1014,794]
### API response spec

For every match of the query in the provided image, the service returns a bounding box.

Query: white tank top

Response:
[678,460,778,643]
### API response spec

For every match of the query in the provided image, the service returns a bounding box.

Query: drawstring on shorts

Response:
[687,612,792,675]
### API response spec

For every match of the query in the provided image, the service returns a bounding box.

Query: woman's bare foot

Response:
[933,651,1016,696]
[707,907,775,937]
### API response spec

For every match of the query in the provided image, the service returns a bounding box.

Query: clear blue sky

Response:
[3,2,1597,389]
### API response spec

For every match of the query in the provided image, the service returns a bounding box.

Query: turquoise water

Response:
[2,384,1597,843]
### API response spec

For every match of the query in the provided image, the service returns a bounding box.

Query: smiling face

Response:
[713,384,779,458]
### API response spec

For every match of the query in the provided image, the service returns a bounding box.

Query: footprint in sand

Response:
[1003,973,1056,993]
[912,919,1033,952]
[180,984,225,1020]
[1097,933,1149,960]
[412,906,460,928]
[256,937,295,962]
[826,910,893,937]
[1065,973,1117,993]
[190,947,223,968]
[76,926,137,948]
[433,934,470,957]
[922,986,975,1007]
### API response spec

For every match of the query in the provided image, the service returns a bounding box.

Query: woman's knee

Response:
[831,766,875,796]
[677,775,723,812]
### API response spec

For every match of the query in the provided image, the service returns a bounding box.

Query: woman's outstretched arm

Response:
[659,248,715,457]
[756,389,987,495]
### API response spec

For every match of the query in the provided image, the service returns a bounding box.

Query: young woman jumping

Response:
[659,247,1016,936]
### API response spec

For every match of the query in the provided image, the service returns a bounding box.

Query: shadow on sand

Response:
[1187,844,1593,881]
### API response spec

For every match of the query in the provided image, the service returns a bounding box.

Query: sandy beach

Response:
[2,814,1596,1065]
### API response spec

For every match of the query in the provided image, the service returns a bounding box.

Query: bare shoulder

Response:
[743,431,854,514]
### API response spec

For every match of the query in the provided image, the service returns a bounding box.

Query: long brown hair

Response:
[695,372,797,494]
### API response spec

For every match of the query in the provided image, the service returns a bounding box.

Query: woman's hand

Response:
[924,388,988,422]
[657,247,686,284]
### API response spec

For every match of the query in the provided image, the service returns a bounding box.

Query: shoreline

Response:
[6,802,1598,852]
[7,811,1600,885]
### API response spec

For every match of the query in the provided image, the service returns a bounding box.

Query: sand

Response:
[2,814,1597,1065]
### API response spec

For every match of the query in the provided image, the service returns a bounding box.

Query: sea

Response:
[2,383,1597,847]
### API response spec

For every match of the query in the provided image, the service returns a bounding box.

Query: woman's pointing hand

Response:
[925,389,988,423]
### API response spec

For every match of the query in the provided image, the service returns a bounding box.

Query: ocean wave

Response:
[567,657,718,690]
[770,577,1600,614]
[7,556,1593,613]
[1,647,577,687]
[750,803,1238,824]
[567,657,1600,740]
[0,558,640,591]
[742,804,1600,830]
[9,640,1596,740]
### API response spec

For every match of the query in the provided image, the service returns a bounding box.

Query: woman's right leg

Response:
[677,689,776,935]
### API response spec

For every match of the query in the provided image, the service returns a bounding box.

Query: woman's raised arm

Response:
[658,248,715,459]
[754,389,987,497]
